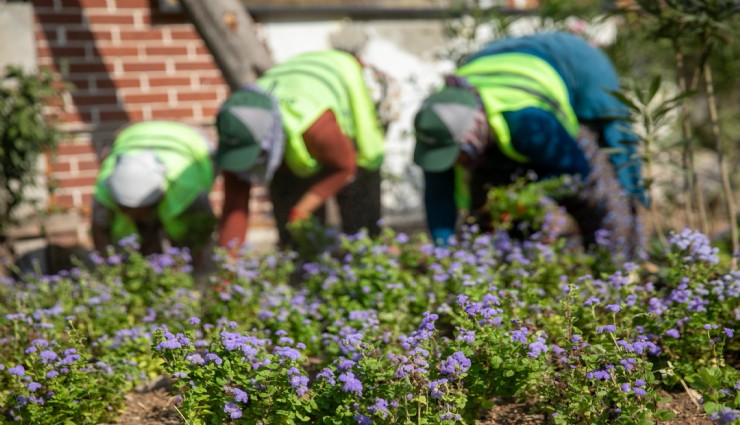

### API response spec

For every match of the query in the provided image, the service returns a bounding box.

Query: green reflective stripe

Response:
[490,112,529,163]
[456,53,579,163]
[453,165,471,211]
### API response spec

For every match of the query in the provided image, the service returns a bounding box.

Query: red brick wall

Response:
[32,0,273,230]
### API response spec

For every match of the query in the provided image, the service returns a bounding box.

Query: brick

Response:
[58,144,96,156]
[151,106,196,120]
[87,14,136,26]
[123,92,169,104]
[33,11,85,25]
[199,74,226,86]
[175,61,218,72]
[96,46,139,57]
[144,46,188,56]
[57,110,84,123]
[169,28,200,40]
[50,161,72,173]
[201,105,220,118]
[67,29,113,42]
[39,45,89,58]
[114,0,151,7]
[119,29,165,42]
[177,91,220,102]
[54,194,75,208]
[121,62,167,73]
[193,44,211,56]
[148,76,191,87]
[99,110,132,122]
[58,176,97,189]
[72,93,120,106]
[68,61,112,74]
[78,0,109,7]
[78,159,100,171]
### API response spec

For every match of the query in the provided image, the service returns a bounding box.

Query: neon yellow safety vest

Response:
[456,52,579,163]
[94,121,215,243]
[256,50,384,177]
[451,53,579,211]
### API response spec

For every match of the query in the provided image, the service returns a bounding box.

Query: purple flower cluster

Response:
[667,229,720,264]
[338,372,363,395]
[440,351,471,378]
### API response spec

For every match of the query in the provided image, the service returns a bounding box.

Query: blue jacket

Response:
[425,32,644,244]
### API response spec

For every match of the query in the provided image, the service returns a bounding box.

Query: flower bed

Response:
[0,227,738,424]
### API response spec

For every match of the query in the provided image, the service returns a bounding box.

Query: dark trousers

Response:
[269,165,382,248]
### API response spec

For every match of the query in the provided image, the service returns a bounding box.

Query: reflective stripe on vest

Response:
[94,121,214,242]
[456,53,579,163]
[257,50,384,177]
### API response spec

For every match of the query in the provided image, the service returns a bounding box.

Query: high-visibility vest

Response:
[449,53,579,211]
[94,121,214,243]
[456,52,579,163]
[256,50,384,177]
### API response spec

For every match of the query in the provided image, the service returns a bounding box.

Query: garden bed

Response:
[1,227,738,424]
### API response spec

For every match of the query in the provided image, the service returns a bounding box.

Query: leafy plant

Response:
[0,66,64,238]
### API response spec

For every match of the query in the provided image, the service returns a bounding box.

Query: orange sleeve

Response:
[303,109,357,199]
[218,171,251,254]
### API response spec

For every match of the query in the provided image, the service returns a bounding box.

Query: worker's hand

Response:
[288,207,311,223]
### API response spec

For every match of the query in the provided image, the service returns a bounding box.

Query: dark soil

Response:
[110,388,713,424]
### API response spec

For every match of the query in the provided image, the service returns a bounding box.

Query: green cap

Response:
[413,87,479,172]
[215,90,276,173]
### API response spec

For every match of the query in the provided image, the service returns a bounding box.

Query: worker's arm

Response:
[291,110,357,220]
[218,171,251,255]
[91,198,114,253]
[503,107,591,178]
[423,168,457,246]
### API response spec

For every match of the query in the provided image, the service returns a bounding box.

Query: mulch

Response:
[110,387,713,425]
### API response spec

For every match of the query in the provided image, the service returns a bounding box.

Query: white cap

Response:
[108,150,166,208]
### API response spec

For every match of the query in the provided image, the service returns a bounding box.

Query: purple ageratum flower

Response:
[46,370,59,379]
[173,372,187,379]
[528,337,549,358]
[619,358,636,371]
[39,350,57,363]
[274,346,301,362]
[440,412,462,421]
[571,334,583,344]
[316,368,336,385]
[440,351,471,378]
[709,408,740,425]
[368,398,390,418]
[456,328,476,344]
[597,325,617,334]
[633,387,647,397]
[605,304,621,313]
[428,378,448,399]
[224,402,242,419]
[586,370,611,381]
[704,324,719,331]
[354,414,372,425]
[232,387,249,403]
[621,383,631,393]
[634,379,646,387]
[289,374,309,396]
[666,329,681,338]
[584,297,601,307]
[205,353,223,365]
[8,365,25,376]
[511,327,529,343]
[187,353,205,366]
[28,382,41,392]
[338,372,363,395]
[667,228,719,264]
[336,359,356,371]
[723,328,734,338]
[188,317,201,325]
